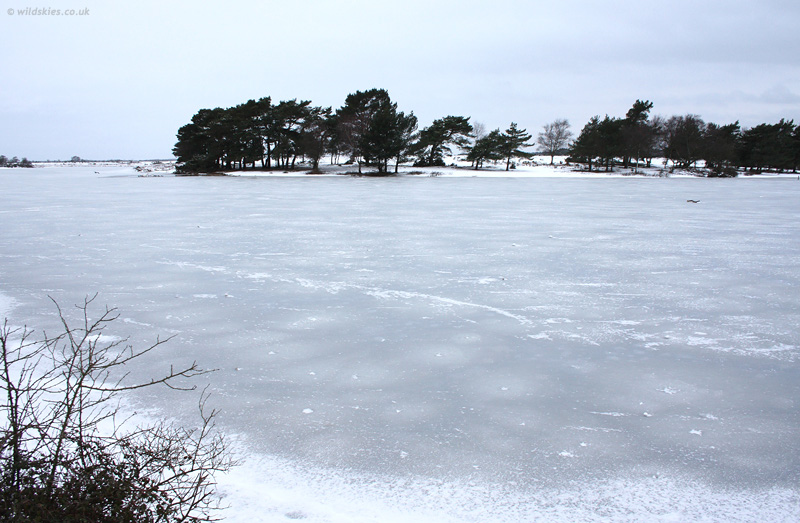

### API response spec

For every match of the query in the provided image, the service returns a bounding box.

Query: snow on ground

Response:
[1,163,799,521]
[224,155,800,179]
[30,156,796,180]
[216,455,799,522]
[224,156,640,178]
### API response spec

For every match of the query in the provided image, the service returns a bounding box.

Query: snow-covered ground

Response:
[223,157,800,181]
[223,156,633,178]
[1,163,799,521]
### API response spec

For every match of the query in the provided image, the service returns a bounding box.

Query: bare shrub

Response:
[0,296,236,522]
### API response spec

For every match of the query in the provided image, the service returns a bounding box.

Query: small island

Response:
[173,90,799,178]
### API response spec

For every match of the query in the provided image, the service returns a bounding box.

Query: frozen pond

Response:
[1,165,799,521]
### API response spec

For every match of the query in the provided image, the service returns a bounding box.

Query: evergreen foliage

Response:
[174,89,417,175]
[570,100,800,176]
[173,91,800,176]
[621,100,655,172]
[500,123,534,171]
[413,116,473,167]
[0,156,33,168]
[466,129,505,169]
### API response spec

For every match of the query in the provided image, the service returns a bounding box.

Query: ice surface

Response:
[1,164,799,521]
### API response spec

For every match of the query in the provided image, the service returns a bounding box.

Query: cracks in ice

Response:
[238,269,536,327]
[161,260,800,361]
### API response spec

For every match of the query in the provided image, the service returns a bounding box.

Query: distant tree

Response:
[570,116,601,171]
[537,119,573,165]
[324,112,344,165]
[621,100,655,172]
[231,98,267,169]
[793,122,800,173]
[336,88,394,174]
[0,155,7,167]
[173,107,227,173]
[174,97,319,173]
[251,96,275,168]
[737,119,797,173]
[471,122,487,141]
[274,99,314,169]
[19,158,33,168]
[391,111,419,173]
[360,107,417,174]
[414,116,473,166]
[570,116,622,172]
[299,106,333,173]
[702,121,740,176]
[646,115,667,168]
[466,129,505,169]
[771,119,796,172]
[335,89,417,174]
[595,116,622,172]
[500,122,533,170]
[360,102,402,174]
[625,100,653,125]
[173,119,206,172]
[202,108,231,171]
[214,108,243,170]
[173,91,800,178]
[664,115,705,169]
[70,156,82,162]
[738,123,772,173]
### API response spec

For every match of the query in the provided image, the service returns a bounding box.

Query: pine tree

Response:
[336,89,394,173]
[414,116,473,166]
[299,106,333,173]
[360,102,401,174]
[621,100,654,172]
[570,116,600,172]
[702,121,740,176]
[392,111,419,173]
[595,116,623,172]
[500,123,533,171]
[466,129,505,169]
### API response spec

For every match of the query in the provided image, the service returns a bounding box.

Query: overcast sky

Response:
[2,0,799,160]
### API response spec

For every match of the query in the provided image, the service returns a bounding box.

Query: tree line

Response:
[174,90,800,176]
[0,156,33,168]
[570,100,800,176]
[173,88,540,174]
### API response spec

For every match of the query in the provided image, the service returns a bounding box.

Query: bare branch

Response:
[1,297,232,522]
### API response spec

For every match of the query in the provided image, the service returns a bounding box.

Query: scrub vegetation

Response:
[0,296,235,523]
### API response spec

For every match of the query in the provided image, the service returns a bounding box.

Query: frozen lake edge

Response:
[1,164,799,522]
